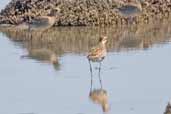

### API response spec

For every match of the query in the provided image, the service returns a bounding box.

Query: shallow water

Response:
[0,0,10,10]
[1,1,171,114]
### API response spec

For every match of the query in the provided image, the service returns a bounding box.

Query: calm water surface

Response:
[0,0,10,10]
[1,1,171,114]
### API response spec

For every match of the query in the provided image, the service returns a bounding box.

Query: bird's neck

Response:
[99,42,106,48]
[130,1,142,10]
[49,17,56,23]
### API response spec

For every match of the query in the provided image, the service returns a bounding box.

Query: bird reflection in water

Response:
[87,36,110,112]
[89,89,110,112]
[88,64,110,112]
[21,48,60,70]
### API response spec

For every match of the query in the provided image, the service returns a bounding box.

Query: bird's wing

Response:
[88,47,102,57]
[30,17,49,25]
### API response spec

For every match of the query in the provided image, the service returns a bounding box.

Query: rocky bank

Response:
[0,0,171,26]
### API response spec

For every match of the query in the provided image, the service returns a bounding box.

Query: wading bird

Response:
[87,36,107,62]
[28,10,57,40]
[114,0,142,23]
[87,36,107,88]
[28,15,56,31]
[15,10,57,31]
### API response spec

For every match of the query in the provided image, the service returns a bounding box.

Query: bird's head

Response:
[47,8,61,17]
[99,36,108,44]
[129,0,142,10]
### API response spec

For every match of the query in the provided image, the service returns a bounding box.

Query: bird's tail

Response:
[20,55,29,59]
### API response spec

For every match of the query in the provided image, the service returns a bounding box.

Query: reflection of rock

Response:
[0,24,15,28]
[89,89,110,112]
[22,48,58,64]
[1,21,171,55]
[15,22,29,30]
[164,102,171,114]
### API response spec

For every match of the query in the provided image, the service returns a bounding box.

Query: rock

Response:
[0,0,171,26]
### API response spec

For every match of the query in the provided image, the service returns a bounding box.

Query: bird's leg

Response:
[28,27,32,41]
[30,33,33,41]
[98,61,103,89]
[40,32,43,38]
[29,32,33,49]
[89,59,93,92]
